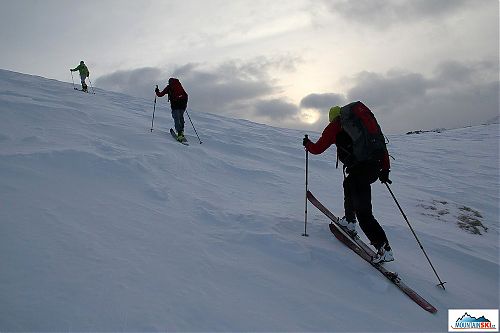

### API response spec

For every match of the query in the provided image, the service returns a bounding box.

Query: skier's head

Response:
[80,60,84,65]
[329,106,341,122]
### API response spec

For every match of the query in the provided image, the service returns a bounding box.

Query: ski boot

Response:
[338,216,357,237]
[372,242,394,264]
[176,131,185,142]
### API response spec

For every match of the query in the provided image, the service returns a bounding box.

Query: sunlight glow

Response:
[300,109,320,124]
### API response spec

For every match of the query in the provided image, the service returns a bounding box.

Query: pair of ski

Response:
[306,190,437,314]
[73,87,95,94]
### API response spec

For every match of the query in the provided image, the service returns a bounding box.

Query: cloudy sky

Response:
[1,0,498,133]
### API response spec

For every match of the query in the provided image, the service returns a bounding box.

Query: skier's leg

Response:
[179,109,185,133]
[343,176,356,222]
[171,109,181,133]
[80,76,87,91]
[352,174,388,248]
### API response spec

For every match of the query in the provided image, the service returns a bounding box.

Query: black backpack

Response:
[340,101,387,164]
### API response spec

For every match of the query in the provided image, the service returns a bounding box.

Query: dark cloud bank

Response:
[96,58,498,134]
[95,57,303,127]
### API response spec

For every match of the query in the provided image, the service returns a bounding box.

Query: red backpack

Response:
[168,78,188,102]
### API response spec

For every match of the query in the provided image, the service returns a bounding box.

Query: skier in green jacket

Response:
[70,61,90,92]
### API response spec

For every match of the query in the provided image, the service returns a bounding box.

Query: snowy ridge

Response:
[0,69,498,331]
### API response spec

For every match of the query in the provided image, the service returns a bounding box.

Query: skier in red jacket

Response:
[303,103,394,263]
[155,78,188,141]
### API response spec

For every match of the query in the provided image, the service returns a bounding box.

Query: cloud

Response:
[340,60,499,132]
[300,93,346,110]
[94,67,162,99]
[95,56,303,125]
[433,60,498,84]
[320,0,469,29]
[347,70,427,110]
[94,56,498,134]
[253,99,300,121]
[172,60,283,118]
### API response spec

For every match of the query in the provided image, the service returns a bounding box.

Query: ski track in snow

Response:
[0,69,498,331]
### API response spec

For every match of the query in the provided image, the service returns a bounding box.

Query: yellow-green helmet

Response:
[329,106,341,122]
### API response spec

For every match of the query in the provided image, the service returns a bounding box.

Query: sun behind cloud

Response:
[300,109,320,125]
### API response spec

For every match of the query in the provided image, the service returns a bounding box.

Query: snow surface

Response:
[0,69,498,332]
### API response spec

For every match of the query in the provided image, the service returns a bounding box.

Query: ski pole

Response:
[70,71,76,90]
[151,86,157,132]
[303,135,309,237]
[385,183,446,289]
[88,76,96,94]
[186,109,202,144]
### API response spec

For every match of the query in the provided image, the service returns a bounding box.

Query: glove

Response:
[379,169,392,184]
[302,136,311,147]
[155,86,160,94]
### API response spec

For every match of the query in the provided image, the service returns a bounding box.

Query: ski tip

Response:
[427,306,438,314]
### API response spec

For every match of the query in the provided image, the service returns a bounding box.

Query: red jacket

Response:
[306,118,390,170]
[155,82,188,110]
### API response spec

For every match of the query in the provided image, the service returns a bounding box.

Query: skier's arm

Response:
[71,64,83,72]
[155,85,169,97]
[379,150,392,183]
[305,120,340,155]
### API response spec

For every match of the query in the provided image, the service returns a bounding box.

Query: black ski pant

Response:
[343,163,388,249]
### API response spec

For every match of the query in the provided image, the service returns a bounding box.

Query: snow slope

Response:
[0,69,498,332]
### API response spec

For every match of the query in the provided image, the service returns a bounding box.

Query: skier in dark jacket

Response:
[303,103,394,263]
[155,78,188,142]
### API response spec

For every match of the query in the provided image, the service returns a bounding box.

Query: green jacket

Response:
[71,63,89,77]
